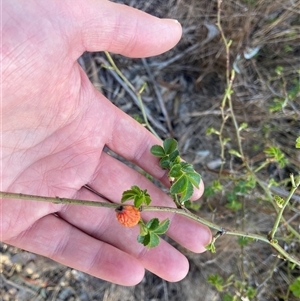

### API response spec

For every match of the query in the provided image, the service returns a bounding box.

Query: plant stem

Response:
[104,52,160,139]
[141,205,300,266]
[0,191,118,209]
[142,205,223,231]
[268,175,300,241]
[1,190,299,266]
[255,176,300,240]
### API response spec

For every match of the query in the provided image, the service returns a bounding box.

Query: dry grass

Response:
[2,0,300,300]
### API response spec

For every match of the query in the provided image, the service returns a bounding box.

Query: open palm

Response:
[1,0,211,285]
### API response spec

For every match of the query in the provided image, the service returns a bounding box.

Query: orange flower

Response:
[115,205,141,227]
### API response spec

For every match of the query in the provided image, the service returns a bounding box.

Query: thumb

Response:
[71,0,182,57]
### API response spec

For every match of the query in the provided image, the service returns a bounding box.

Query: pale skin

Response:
[1,0,211,285]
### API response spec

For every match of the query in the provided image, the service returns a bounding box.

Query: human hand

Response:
[1,0,211,285]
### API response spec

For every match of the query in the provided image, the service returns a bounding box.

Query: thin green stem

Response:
[254,160,270,173]
[141,205,223,231]
[255,176,300,240]
[104,52,135,91]
[268,175,300,240]
[217,0,231,87]
[1,190,299,266]
[104,52,160,139]
[0,191,118,209]
[173,193,182,208]
[142,205,300,266]
[216,1,236,175]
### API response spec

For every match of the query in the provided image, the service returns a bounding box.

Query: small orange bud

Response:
[115,205,141,227]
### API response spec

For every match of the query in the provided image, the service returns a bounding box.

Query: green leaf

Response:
[207,274,224,292]
[269,97,287,112]
[264,146,288,168]
[146,218,160,231]
[121,186,152,207]
[206,242,216,253]
[148,233,160,248]
[133,190,151,207]
[226,199,242,211]
[223,293,234,301]
[206,126,219,136]
[229,149,242,158]
[121,192,135,202]
[222,137,231,145]
[137,233,150,246]
[143,194,151,206]
[137,218,169,248]
[170,175,188,194]
[139,222,148,236]
[212,180,223,191]
[138,232,160,248]
[180,181,194,203]
[150,145,165,157]
[204,186,215,197]
[204,180,223,197]
[184,200,201,210]
[134,195,144,208]
[239,122,248,131]
[169,164,183,178]
[153,219,170,234]
[180,162,194,173]
[290,277,300,297]
[186,171,201,188]
[159,156,171,169]
[132,185,142,193]
[163,138,178,155]
[296,137,300,148]
[246,286,257,299]
[274,195,285,208]
[121,186,141,202]
[169,150,180,163]
[275,65,283,75]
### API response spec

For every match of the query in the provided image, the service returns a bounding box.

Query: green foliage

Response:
[122,186,170,248]
[132,114,144,124]
[264,146,288,168]
[225,193,242,211]
[138,218,170,248]
[151,138,201,204]
[245,286,257,299]
[269,97,288,112]
[296,137,300,148]
[207,274,224,292]
[269,67,299,113]
[275,65,283,75]
[121,185,151,207]
[229,149,242,158]
[169,162,201,203]
[274,195,285,208]
[225,180,255,211]
[184,200,201,210]
[120,138,202,248]
[150,138,179,166]
[289,277,300,298]
[222,293,234,301]
[288,78,300,100]
[208,273,257,300]
[206,241,216,253]
[238,122,248,131]
[204,180,223,197]
[206,126,220,135]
